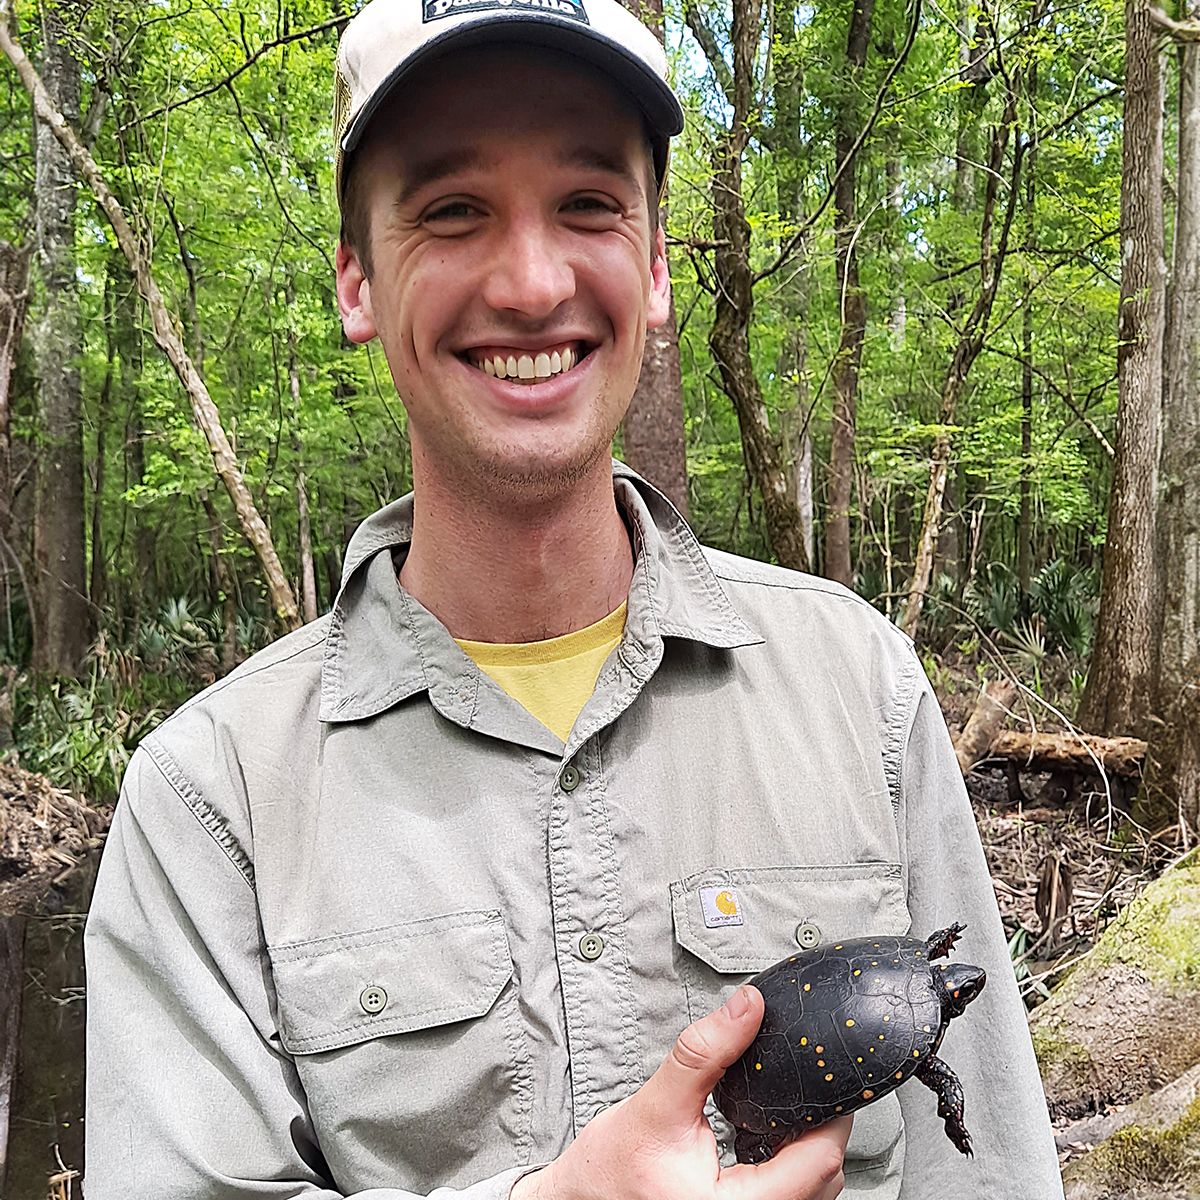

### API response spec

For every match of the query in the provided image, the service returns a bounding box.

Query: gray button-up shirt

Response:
[84,465,1063,1200]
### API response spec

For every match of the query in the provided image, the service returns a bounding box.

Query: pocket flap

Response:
[670,864,907,973]
[270,909,513,1054]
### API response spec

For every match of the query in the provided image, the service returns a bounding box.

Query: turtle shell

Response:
[713,935,944,1145]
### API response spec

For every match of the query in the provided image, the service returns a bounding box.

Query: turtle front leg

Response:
[923,922,966,961]
[914,1054,972,1157]
[734,1129,777,1164]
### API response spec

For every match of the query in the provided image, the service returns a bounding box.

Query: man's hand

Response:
[512,986,851,1200]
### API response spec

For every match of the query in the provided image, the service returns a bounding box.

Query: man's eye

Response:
[425,201,475,223]
[564,196,617,215]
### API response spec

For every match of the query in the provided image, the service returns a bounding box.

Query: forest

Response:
[0,0,1198,1190]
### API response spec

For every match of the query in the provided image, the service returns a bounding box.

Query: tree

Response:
[824,0,876,587]
[1077,0,1165,735]
[1145,0,1200,833]
[31,0,87,672]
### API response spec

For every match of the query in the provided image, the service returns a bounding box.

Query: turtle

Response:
[712,923,986,1163]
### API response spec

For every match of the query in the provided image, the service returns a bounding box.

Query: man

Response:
[83,0,1063,1197]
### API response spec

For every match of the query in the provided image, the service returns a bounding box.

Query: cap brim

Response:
[340,15,684,175]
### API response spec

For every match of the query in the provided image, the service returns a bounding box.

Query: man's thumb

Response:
[641,986,764,1127]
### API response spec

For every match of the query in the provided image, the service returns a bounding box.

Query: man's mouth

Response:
[466,343,587,385]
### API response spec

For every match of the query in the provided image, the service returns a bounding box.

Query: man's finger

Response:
[717,1116,853,1200]
[639,986,765,1128]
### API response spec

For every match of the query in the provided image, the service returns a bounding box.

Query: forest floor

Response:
[929,648,1191,1179]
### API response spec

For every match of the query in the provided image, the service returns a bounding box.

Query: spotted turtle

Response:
[712,923,986,1163]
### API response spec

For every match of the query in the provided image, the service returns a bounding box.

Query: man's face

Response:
[336,48,671,501]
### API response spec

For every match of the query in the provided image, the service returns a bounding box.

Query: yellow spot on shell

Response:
[883,1016,890,1022]
[924,1025,931,1032]
[895,1071,903,1079]
[800,1037,807,1046]
[913,1050,920,1057]
[857,1057,863,1063]
[816,1045,824,1053]
[853,969,861,976]
[836,1106,843,1112]
[845,1019,855,1027]
[953,989,960,998]
[770,1121,776,1127]
[817,1059,825,1066]
[806,1115,813,1121]
[825,1073,833,1081]
[755,1063,762,1070]
[804,983,811,992]
[873,943,880,947]
[863,1089,874,1099]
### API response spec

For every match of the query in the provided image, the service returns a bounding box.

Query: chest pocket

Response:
[269,909,533,1192]
[669,864,909,1185]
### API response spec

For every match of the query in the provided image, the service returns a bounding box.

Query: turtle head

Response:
[939,964,986,1018]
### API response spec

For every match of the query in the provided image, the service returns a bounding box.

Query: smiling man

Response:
[83,1,1063,1198]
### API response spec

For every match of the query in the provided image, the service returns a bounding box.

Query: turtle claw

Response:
[924,922,967,961]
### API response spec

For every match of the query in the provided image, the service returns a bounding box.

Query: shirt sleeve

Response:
[83,747,538,1200]
[894,665,1064,1200]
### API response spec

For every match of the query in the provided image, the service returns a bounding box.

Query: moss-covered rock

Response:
[1063,1082,1200,1199]
[1031,850,1200,1118]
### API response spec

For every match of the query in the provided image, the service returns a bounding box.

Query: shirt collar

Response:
[318,461,763,726]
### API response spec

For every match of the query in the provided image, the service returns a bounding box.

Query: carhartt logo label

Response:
[423,0,589,22]
[700,886,743,928]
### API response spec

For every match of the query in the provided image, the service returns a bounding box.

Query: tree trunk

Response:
[617,0,689,516]
[707,0,811,572]
[824,0,876,588]
[32,0,88,673]
[0,915,23,1196]
[0,244,31,553]
[1078,0,1166,735]
[1145,0,1200,834]
[286,297,318,625]
[624,295,690,516]
[1018,65,1038,597]
[0,11,302,631]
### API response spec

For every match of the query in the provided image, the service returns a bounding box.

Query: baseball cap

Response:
[332,0,684,206]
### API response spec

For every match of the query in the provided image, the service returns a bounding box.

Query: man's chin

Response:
[471,438,614,503]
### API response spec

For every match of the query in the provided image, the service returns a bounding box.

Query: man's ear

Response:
[646,224,671,331]
[336,241,378,344]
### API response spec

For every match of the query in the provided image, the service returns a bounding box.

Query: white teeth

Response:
[475,346,582,381]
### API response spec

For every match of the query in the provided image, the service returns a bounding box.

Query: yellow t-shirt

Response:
[455,602,627,742]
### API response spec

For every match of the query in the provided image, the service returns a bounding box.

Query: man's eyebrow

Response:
[556,147,642,191]
[395,148,486,207]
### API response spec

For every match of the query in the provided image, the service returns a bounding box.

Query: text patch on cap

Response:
[424,0,590,24]
[699,886,743,928]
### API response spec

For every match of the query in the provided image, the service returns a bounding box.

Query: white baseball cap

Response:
[332,0,684,205]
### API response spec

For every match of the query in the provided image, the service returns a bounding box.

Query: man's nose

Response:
[480,218,575,318]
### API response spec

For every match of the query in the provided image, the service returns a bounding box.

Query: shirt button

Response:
[578,932,605,961]
[359,985,388,1014]
[795,922,821,949]
[560,765,581,792]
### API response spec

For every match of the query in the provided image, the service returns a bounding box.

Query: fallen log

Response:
[954,679,1019,774]
[991,731,1147,780]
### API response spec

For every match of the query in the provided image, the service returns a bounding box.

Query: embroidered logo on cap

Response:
[700,886,743,928]
[424,0,589,24]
